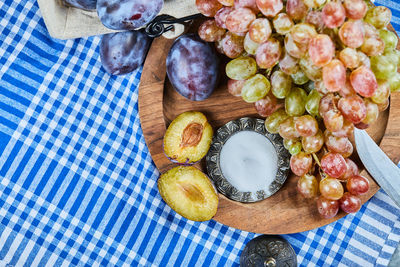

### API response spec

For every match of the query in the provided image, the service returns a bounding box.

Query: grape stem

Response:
[312,153,321,166]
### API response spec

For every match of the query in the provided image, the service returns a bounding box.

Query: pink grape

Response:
[338,95,367,124]
[363,22,379,39]
[343,0,367,20]
[362,99,379,126]
[350,66,378,97]
[215,7,234,29]
[290,152,313,177]
[249,18,272,44]
[317,196,339,219]
[321,152,347,178]
[340,193,361,213]
[226,8,256,34]
[361,37,385,57]
[347,175,370,195]
[256,38,281,69]
[339,48,360,69]
[254,93,280,117]
[325,131,353,158]
[256,0,283,17]
[196,0,223,17]
[279,52,300,75]
[319,93,337,117]
[323,59,346,92]
[198,20,226,42]
[297,174,319,198]
[227,79,245,96]
[339,77,357,97]
[295,115,318,137]
[339,20,365,49]
[279,117,301,139]
[323,109,344,133]
[322,1,346,29]
[285,34,307,59]
[220,32,244,58]
[331,119,354,138]
[320,177,344,200]
[309,34,335,67]
[291,23,317,45]
[302,130,324,153]
[286,0,307,20]
[234,0,259,12]
[306,11,324,31]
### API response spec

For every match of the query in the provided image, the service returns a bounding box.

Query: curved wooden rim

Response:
[138,35,400,234]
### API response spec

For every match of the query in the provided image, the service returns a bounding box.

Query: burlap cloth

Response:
[37,0,197,40]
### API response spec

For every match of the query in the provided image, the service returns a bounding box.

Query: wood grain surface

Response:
[138,29,400,234]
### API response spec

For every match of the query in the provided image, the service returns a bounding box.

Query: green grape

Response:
[388,72,400,92]
[379,29,398,53]
[285,87,307,116]
[370,54,397,80]
[271,70,292,99]
[304,81,315,93]
[299,57,322,81]
[241,74,270,103]
[305,89,322,117]
[265,108,289,133]
[365,6,392,29]
[384,50,400,68]
[284,139,302,155]
[226,56,257,80]
[244,32,259,55]
[291,70,310,85]
[371,81,390,104]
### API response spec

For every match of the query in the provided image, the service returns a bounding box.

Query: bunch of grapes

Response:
[195,0,399,218]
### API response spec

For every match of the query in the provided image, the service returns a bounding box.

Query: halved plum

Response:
[158,166,219,221]
[163,111,213,165]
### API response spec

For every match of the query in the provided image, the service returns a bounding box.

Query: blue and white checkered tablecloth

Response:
[0,0,399,266]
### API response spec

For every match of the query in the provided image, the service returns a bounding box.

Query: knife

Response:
[354,128,400,208]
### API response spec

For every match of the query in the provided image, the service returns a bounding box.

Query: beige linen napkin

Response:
[37,0,198,40]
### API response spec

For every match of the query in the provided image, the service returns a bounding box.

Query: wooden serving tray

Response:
[138,28,400,234]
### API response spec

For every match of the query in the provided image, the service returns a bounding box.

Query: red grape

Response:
[317,196,339,219]
[350,66,378,97]
[290,152,313,177]
[256,0,283,17]
[297,174,319,198]
[340,192,361,213]
[254,93,280,117]
[339,77,357,97]
[323,59,346,92]
[279,52,299,75]
[286,0,307,20]
[309,34,335,67]
[256,38,281,69]
[227,79,245,96]
[339,158,359,181]
[338,95,367,124]
[322,1,346,29]
[319,93,337,117]
[338,20,365,49]
[295,115,318,137]
[321,152,347,178]
[215,7,234,29]
[196,0,223,17]
[306,11,324,32]
[249,18,272,43]
[343,0,367,20]
[198,20,226,42]
[323,109,344,133]
[347,175,370,195]
[325,131,353,157]
[331,119,354,138]
[226,7,256,34]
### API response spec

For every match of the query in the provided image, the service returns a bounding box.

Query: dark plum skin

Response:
[166,34,220,101]
[100,31,151,75]
[97,0,164,30]
[62,0,97,10]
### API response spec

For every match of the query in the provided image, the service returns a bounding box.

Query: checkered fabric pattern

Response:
[0,0,399,266]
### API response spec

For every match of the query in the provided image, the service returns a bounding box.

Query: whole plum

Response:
[166,34,220,101]
[62,0,97,10]
[100,31,151,75]
[97,0,164,30]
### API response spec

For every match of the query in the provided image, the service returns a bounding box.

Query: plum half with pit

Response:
[97,0,164,30]
[164,111,213,165]
[158,166,219,221]
[61,0,97,10]
[166,34,220,101]
[100,30,151,75]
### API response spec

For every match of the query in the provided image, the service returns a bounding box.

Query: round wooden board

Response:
[138,27,400,234]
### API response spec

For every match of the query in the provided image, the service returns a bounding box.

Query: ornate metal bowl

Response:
[205,117,290,203]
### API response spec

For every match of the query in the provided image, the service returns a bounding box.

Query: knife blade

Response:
[354,128,400,208]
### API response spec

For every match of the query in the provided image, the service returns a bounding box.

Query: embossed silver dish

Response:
[205,117,290,203]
